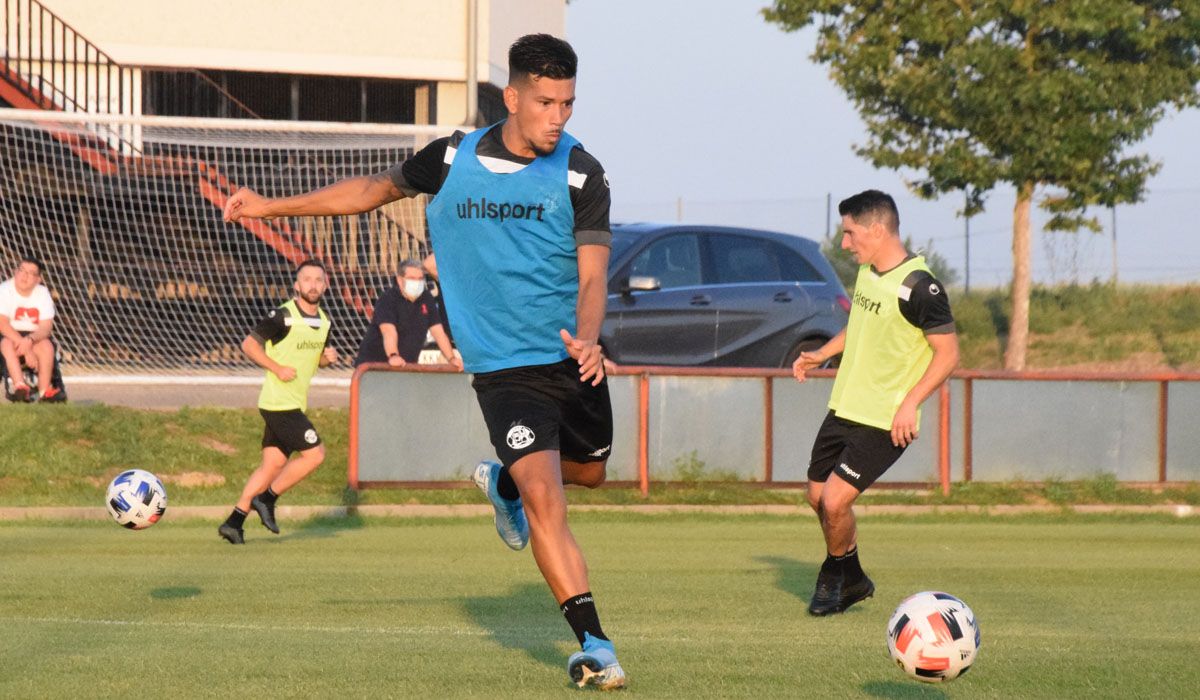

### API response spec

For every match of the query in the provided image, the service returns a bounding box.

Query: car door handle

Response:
[689,294,711,306]
[773,292,793,302]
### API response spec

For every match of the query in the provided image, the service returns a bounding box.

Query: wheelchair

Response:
[1,338,67,403]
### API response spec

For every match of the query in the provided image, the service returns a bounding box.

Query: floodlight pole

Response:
[465,0,479,127]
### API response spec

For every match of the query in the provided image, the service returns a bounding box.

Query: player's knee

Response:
[820,491,855,517]
[578,462,607,488]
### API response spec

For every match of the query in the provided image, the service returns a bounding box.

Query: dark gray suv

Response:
[602,224,850,367]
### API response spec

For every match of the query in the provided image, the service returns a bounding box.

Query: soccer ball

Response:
[105,469,168,529]
[886,591,979,683]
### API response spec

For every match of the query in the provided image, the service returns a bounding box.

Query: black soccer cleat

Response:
[250,494,279,534]
[807,569,843,616]
[838,573,875,613]
[218,523,245,544]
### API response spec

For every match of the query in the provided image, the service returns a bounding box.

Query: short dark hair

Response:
[398,259,423,275]
[19,255,44,275]
[509,33,577,83]
[295,258,326,277]
[838,190,900,234]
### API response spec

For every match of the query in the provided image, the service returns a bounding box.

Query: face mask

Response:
[403,279,426,298]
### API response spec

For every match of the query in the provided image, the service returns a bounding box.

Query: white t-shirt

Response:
[0,279,56,333]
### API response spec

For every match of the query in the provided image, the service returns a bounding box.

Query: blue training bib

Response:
[425,124,580,373]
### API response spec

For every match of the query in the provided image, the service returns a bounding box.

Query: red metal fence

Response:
[349,363,1200,495]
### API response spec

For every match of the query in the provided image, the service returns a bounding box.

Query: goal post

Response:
[0,108,454,375]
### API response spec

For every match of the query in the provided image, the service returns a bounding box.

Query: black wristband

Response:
[387,352,399,358]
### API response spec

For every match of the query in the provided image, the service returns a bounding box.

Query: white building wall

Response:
[38,0,564,83]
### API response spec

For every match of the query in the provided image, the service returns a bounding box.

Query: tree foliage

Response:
[765,1,1200,368]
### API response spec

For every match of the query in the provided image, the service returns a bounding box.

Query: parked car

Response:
[602,223,850,368]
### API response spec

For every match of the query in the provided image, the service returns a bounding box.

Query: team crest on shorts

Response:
[304,429,318,444]
[506,423,535,450]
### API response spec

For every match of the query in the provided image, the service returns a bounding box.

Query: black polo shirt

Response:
[354,285,442,366]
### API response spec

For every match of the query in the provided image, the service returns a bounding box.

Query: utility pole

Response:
[1111,206,1118,285]
[964,190,971,295]
[676,196,683,222]
[824,192,831,239]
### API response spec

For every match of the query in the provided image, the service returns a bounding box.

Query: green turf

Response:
[1,513,1197,698]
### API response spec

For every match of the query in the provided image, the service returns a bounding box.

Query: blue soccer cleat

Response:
[567,634,627,690]
[472,460,529,550]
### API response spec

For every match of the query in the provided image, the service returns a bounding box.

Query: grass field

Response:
[2,513,1197,698]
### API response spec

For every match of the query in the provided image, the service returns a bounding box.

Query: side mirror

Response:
[623,275,661,293]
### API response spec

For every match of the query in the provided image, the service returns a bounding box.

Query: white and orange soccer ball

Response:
[105,469,167,529]
[886,591,979,683]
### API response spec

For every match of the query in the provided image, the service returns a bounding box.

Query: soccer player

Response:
[222,35,624,689]
[792,190,959,616]
[218,259,338,544]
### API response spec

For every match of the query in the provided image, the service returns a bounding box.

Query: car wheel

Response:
[782,337,840,369]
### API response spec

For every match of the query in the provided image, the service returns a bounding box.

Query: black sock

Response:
[225,508,247,529]
[834,547,864,580]
[561,592,608,646]
[496,466,520,501]
[259,487,279,506]
[820,552,842,577]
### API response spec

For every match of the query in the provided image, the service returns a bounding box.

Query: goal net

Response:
[0,109,453,376]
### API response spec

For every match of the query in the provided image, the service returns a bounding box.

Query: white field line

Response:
[62,374,351,387]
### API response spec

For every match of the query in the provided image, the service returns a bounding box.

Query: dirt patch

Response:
[197,437,238,455]
[74,438,96,449]
[159,471,226,488]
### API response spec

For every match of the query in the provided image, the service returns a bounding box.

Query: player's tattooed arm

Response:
[223,170,408,221]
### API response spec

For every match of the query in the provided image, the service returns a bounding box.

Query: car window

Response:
[628,234,702,289]
[775,243,825,282]
[710,235,781,284]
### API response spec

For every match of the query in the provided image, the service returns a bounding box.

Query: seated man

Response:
[0,256,61,402]
[354,259,462,370]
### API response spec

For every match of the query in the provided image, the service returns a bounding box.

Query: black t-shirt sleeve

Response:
[395,132,467,196]
[569,147,611,248]
[898,271,956,334]
[394,136,449,196]
[250,306,289,345]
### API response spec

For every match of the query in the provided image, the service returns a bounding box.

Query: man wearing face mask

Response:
[353,259,461,370]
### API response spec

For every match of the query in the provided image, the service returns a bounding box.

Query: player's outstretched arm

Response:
[223,170,408,222]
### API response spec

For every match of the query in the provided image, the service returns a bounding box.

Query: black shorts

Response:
[260,409,322,454]
[472,359,613,468]
[808,410,906,491]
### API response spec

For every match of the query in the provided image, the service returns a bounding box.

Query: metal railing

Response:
[1,0,257,121]
[348,363,1200,495]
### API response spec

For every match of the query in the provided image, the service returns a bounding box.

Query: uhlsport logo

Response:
[506,423,535,450]
[839,462,862,480]
[852,290,883,315]
[456,197,546,223]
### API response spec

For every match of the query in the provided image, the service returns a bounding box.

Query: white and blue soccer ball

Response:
[886,591,979,683]
[105,469,167,529]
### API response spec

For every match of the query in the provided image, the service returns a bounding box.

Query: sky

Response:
[565,0,1200,287]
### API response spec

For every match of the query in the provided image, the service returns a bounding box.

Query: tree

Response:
[765,1,1200,368]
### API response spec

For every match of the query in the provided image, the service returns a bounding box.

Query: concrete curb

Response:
[0,503,1195,521]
